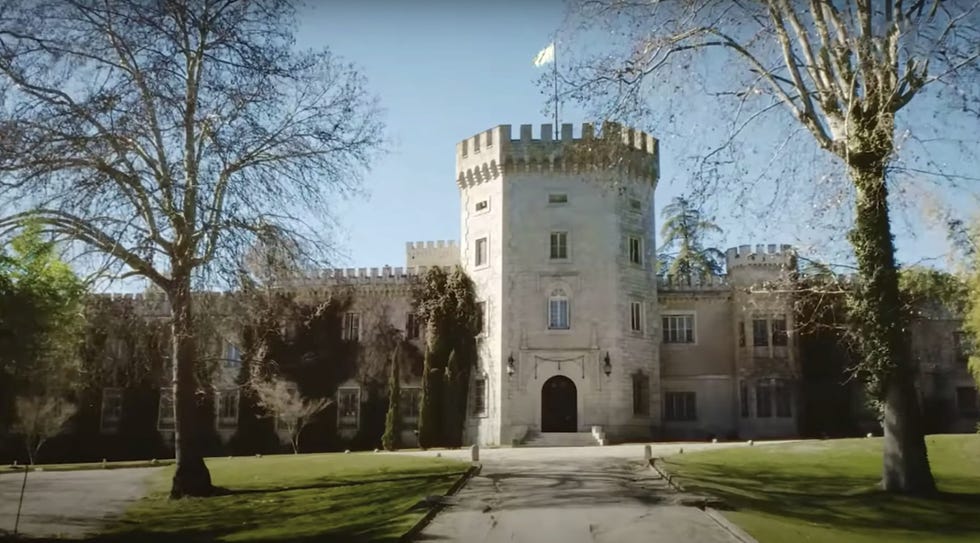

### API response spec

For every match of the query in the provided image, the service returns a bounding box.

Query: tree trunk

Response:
[168,273,213,498]
[848,160,936,495]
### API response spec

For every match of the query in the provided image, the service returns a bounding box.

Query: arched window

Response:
[548,288,570,330]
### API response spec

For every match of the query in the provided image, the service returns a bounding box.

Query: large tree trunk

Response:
[168,272,213,498]
[848,158,936,495]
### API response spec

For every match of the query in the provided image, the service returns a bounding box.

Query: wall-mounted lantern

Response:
[507,354,516,377]
[603,352,612,377]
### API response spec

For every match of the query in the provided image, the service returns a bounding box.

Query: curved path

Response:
[400,442,769,543]
[0,466,161,539]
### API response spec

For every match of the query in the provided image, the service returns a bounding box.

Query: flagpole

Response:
[553,41,559,139]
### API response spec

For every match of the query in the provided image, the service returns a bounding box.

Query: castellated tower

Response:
[456,122,660,446]
[726,244,801,439]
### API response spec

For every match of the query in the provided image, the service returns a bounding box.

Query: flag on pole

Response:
[533,42,555,67]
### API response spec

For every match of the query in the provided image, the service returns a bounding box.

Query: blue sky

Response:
[296,1,976,272]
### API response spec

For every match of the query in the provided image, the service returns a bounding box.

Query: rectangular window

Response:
[738,321,746,347]
[472,378,487,416]
[752,319,769,347]
[739,381,750,418]
[475,199,488,212]
[100,388,123,433]
[476,301,487,335]
[772,316,788,346]
[632,373,650,415]
[774,380,792,417]
[158,388,175,430]
[629,198,642,211]
[217,389,239,429]
[756,380,773,418]
[342,312,361,341]
[548,193,568,205]
[628,236,643,265]
[224,343,241,368]
[400,387,422,420]
[475,237,488,267]
[630,301,643,332]
[662,314,694,344]
[956,387,978,416]
[338,388,360,429]
[406,313,420,339]
[664,392,697,421]
[550,231,568,260]
[548,298,570,330]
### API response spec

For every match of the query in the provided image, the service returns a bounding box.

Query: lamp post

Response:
[603,352,612,376]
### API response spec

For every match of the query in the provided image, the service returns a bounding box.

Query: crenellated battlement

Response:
[405,240,457,250]
[657,274,730,292]
[405,240,460,268]
[456,122,659,188]
[725,244,796,269]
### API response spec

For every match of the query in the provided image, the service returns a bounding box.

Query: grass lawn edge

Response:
[398,462,482,542]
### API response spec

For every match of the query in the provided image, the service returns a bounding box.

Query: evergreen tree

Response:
[381,344,401,451]
[658,196,725,277]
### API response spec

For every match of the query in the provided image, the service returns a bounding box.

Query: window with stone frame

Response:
[472,377,487,416]
[739,381,750,418]
[956,386,978,416]
[548,288,570,330]
[632,373,650,415]
[662,314,694,343]
[338,387,360,429]
[476,301,487,336]
[217,389,239,429]
[100,388,123,433]
[550,231,568,260]
[756,380,773,418]
[771,316,788,346]
[342,312,361,342]
[475,237,488,267]
[630,301,644,333]
[158,387,175,430]
[400,387,422,420]
[224,342,242,368]
[548,193,568,205]
[752,319,769,347]
[628,236,643,265]
[406,312,421,340]
[664,391,696,421]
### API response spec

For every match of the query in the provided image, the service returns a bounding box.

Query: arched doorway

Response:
[541,375,577,432]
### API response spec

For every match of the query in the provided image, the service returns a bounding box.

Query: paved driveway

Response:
[400,442,769,543]
[0,467,161,539]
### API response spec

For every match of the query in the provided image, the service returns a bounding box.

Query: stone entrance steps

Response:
[521,431,601,447]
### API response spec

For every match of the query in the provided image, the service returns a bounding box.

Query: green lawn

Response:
[95,453,468,543]
[664,434,980,543]
[1,458,175,474]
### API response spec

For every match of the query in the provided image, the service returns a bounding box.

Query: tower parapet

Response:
[456,122,659,188]
[406,240,459,268]
[725,244,796,270]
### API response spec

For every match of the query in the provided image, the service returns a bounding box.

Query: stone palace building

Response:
[88,122,977,453]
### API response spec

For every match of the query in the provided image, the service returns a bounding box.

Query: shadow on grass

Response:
[665,459,980,538]
[1,472,465,543]
[213,472,460,496]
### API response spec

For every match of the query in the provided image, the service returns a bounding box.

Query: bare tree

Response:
[0,1,383,497]
[252,377,331,454]
[13,395,77,465]
[560,0,979,494]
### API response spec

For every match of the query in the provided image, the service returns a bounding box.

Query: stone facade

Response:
[84,121,977,452]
